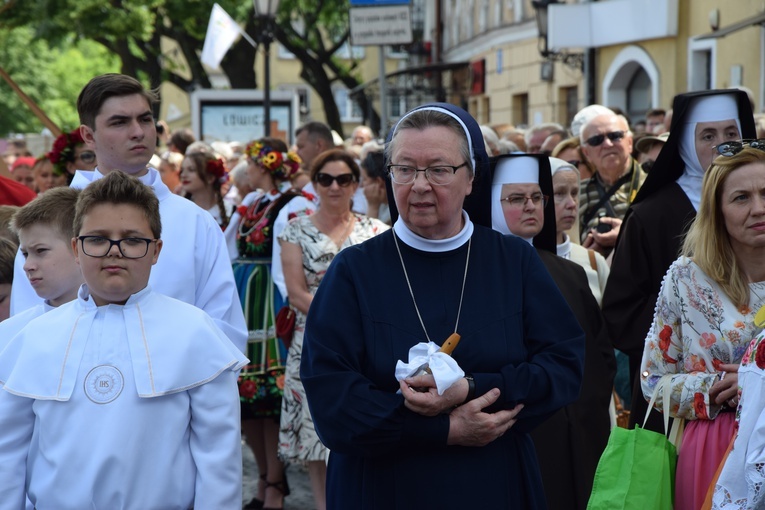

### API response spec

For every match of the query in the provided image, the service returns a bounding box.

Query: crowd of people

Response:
[2,73,765,509]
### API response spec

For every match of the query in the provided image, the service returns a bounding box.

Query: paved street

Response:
[242,440,317,510]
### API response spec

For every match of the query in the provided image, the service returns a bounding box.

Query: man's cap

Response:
[635,132,670,154]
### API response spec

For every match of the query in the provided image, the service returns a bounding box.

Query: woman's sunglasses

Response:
[315,173,356,187]
[584,130,626,147]
[715,139,765,157]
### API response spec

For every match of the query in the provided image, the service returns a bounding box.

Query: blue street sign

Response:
[350,0,410,5]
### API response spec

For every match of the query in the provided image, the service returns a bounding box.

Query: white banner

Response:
[201,3,242,69]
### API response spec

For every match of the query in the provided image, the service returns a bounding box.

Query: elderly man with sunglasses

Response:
[578,112,646,257]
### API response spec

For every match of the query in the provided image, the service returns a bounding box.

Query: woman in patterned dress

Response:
[278,149,389,510]
[641,144,765,510]
[225,138,314,510]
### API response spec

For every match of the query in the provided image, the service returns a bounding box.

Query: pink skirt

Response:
[675,412,736,510]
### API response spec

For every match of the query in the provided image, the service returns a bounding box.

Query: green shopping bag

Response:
[587,375,678,510]
[586,425,676,509]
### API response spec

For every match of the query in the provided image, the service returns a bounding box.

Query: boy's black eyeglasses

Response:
[584,130,626,147]
[78,236,158,259]
[715,139,765,157]
[315,173,356,187]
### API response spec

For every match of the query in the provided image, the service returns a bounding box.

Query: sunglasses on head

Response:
[585,130,626,147]
[315,172,356,187]
[714,139,765,157]
[78,151,96,164]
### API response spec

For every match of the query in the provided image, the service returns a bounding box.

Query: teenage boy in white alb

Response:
[9,74,247,352]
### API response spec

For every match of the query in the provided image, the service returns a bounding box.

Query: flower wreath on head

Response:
[245,140,302,181]
[48,128,85,176]
[206,157,229,184]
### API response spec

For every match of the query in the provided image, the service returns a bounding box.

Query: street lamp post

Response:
[254,0,281,137]
[531,0,584,71]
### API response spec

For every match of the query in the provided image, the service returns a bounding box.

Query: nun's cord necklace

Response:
[392,230,471,342]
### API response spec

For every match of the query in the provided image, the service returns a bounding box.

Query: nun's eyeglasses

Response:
[715,140,765,157]
[387,163,468,186]
[500,193,549,209]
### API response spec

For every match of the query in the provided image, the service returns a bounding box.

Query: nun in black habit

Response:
[300,103,584,509]
[478,153,615,510]
[601,89,755,430]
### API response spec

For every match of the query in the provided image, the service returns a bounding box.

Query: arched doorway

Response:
[602,45,660,125]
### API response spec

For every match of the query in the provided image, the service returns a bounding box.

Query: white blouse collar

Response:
[393,211,474,252]
[557,233,572,259]
[78,284,153,309]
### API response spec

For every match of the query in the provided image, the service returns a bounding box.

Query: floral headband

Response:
[206,157,229,184]
[48,128,85,176]
[245,141,302,181]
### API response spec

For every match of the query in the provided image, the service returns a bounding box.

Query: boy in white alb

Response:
[0,172,248,509]
[9,74,247,353]
[0,187,83,350]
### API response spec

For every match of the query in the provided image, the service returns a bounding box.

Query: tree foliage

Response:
[0,0,378,136]
[0,26,119,136]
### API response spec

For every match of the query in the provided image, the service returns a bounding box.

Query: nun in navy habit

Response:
[300,103,584,509]
[601,89,755,430]
[485,154,615,510]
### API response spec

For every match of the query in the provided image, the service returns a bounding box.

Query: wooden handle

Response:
[438,333,461,356]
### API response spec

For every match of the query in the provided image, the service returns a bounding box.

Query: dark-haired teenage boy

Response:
[10,74,246,352]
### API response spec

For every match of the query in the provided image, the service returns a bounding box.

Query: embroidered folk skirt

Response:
[233,258,288,419]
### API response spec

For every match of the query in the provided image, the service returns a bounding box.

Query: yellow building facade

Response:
[441,0,764,129]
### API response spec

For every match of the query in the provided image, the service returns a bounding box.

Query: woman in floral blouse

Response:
[278,149,389,510]
[641,144,765,510]
[224,137,314,510]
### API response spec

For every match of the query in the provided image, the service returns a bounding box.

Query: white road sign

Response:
[350,5,413,46]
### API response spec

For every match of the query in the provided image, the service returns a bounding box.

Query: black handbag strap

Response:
[582,169,634,227]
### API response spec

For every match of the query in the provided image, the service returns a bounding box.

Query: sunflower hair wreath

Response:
[245,141,301,181]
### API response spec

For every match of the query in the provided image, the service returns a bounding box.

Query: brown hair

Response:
[295,122,334,146]
[310,149,361,182]
[74,172,161,239]
[0,206,20,245]
[77,74,157,129]
[0,237,17,285]
[183,152,230,229]
[11,187,81,243]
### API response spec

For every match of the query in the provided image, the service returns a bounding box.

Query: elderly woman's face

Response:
[552,171,579,235]
[720,161,765,253]
[390,126,473,239]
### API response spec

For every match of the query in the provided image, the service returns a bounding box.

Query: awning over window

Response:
[696,11,765,40]
[348,61,470,106]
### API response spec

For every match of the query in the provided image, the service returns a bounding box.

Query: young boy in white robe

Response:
[0,187,83,347]
[0,171,248,509]
[9,73,247,354]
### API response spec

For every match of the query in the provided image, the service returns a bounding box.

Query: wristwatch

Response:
[463,374,475,404]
